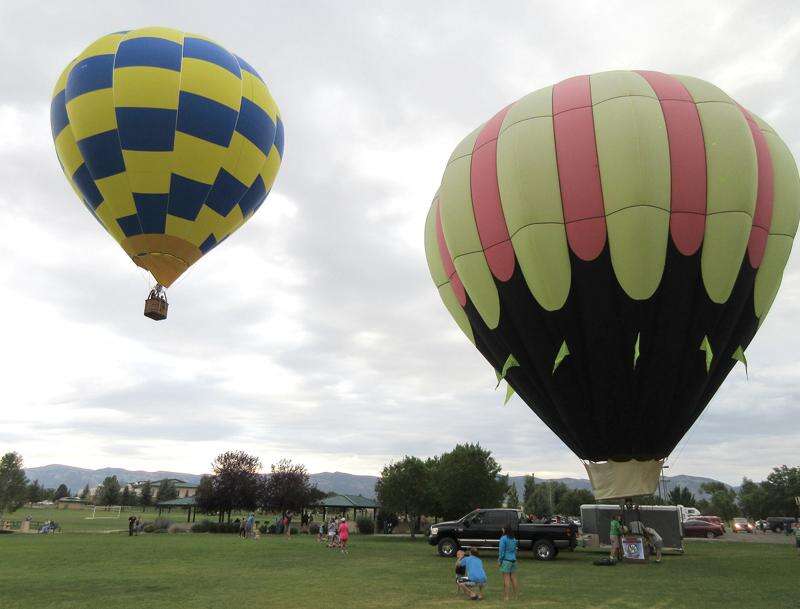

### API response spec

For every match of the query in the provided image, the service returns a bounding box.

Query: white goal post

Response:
[86,505,122,519]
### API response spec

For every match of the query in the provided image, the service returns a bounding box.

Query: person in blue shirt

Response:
[498,526,519,600]
[457,548,487,600]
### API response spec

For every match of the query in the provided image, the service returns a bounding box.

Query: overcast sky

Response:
[0,1,798,485]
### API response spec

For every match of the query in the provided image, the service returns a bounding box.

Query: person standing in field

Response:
[338,518,349,554]
[609,514,623,561]
[245,513,255,539]
[128,515,136,537]
[498,526,519,600]
[794,522,800,556]
[284,511,293,538]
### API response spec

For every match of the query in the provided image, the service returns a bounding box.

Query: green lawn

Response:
[0,533,796,609]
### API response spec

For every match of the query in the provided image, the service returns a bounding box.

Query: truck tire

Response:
[533,539,556,561]
[437,537,458,558]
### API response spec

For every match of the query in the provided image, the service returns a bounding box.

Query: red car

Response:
[694,516,726,532]
[683,519,724,538]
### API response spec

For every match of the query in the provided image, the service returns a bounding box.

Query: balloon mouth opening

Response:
[584,459,664,501]
[122,234,202,287]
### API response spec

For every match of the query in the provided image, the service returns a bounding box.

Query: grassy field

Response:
[1,532,797,609]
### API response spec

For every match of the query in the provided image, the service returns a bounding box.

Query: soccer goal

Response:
[86,505,122,519]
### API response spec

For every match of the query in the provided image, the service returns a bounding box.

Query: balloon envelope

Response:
[424,70,799,498]
[51,27,284,287]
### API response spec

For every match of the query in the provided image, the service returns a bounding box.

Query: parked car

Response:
[731,518,754,533]
[766,517,797,533]
[682,519,724,538]
[428,508,577,560]
[694,515,726,533]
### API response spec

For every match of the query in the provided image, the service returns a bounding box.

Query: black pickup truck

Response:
[428,508,577,560]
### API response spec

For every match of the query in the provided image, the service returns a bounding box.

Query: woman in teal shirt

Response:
[498,526,519,601]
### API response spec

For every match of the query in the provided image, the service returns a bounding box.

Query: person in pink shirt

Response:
[338,518,349,554]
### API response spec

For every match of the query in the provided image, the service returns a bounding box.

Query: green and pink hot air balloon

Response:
[424,70,799,499]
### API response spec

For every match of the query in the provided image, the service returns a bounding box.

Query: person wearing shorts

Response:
[458,548,487,601]
[643,526,663,563]
[498,527,519,600]
[327,519,337,547]
[284,511,293,538]
[609,514,623,561]
[338,518,349,553]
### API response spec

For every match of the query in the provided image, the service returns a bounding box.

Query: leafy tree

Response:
[98,476,121,506]
[636,493,666,505]
[195,475,219,515]
[79,484,91,500]
[429,444,508,520]
[262,459,325,519]
[375,456,434,538]
[697,481,738,520]
[555,489,594,516]
[524,479,571,517]
[504,483,521,509]
[212,450,262,522]
[121,487,132,507]
[27,479,43,503]
[139,481,153,507]
[695,498,710,514]
[763,465,800,516]
[699,481,729,496]
[522,474,536,504]
[53,484,70,501]
[667,485,696,507]
[0,452,29,517]
[158,480,179,502]
[738,477,769,519]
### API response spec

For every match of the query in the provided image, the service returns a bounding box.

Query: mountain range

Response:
[24,464,731,501]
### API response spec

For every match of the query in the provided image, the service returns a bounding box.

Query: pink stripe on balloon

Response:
[552,75,606,261]
[738,106,774,268]
[471,105,515,281]
[636,70,707,256]
[435,201,467,306]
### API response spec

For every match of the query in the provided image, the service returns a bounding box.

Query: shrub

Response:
[152,518,172,532]
[356,517,375,535]
[191,520,240,534]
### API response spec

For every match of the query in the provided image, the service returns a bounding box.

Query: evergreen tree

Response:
[79,484,91,500]
[53,484,70,501]
[157,479,179,502]
[98,476,121,506]
[504,483,521,509]
[0,452,29,517]
[139,481,153,507]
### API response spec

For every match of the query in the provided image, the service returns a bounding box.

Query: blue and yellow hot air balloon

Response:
[50,27,284,319]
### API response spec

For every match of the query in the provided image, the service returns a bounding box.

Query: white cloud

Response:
[0,1,798,486]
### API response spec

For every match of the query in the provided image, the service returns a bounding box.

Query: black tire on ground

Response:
[706,531,715,539]
[533,539,556,561]
[437,537,458,558]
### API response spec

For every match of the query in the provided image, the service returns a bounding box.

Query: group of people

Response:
[127,515,143,536]
[317,517,350,553]
[454,527,519,602]
[608,513,663,563]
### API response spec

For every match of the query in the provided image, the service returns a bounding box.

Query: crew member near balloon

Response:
[50,27,285,320]
[424,70,799,501]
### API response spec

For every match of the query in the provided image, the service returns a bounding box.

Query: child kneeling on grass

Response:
[457,548,487,601]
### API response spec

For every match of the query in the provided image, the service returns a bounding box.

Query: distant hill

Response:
[24,465,732,501]
[24,465,202,493]
[309,472,379,497]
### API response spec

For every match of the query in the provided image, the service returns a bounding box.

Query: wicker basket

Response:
[144,296,168,321]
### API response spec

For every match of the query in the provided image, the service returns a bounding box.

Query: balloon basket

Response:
[144,285,168,321]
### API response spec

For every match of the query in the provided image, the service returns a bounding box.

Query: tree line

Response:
[374,443,595,536]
